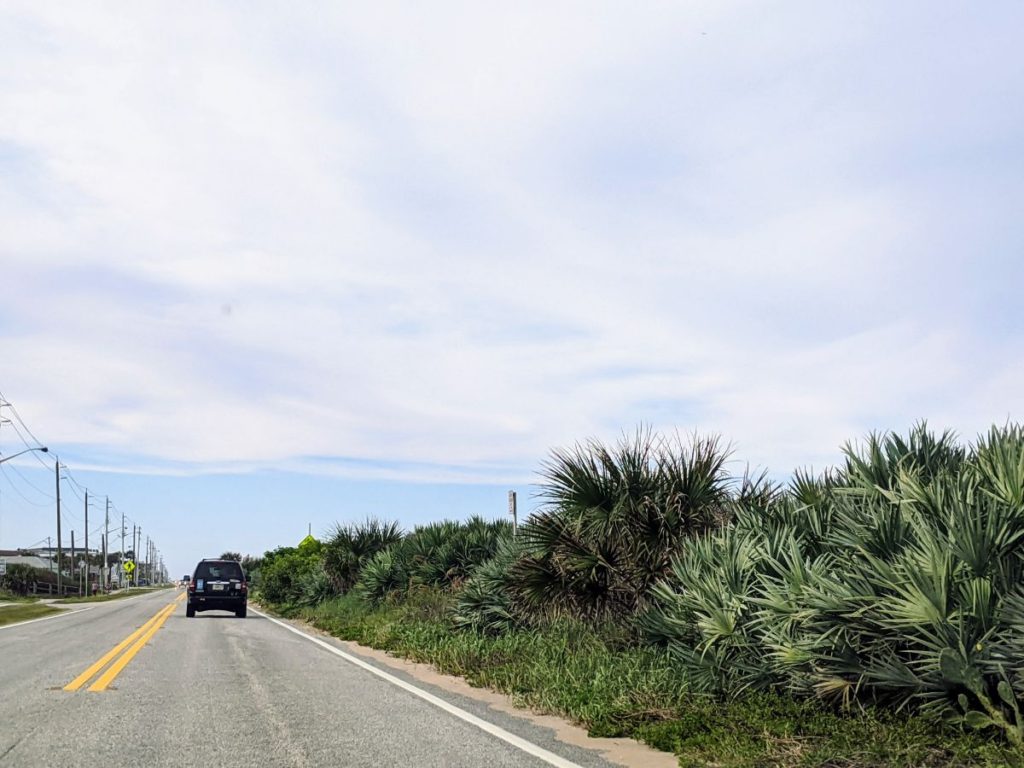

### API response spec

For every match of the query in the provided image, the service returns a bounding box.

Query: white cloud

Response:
[1,1,1022,484]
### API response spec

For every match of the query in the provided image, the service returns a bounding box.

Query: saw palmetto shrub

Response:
[356,516,511,604]
[645,423,1024,747]
[502,429,755,624]
[452,536,525,634]
[322,517,403,594]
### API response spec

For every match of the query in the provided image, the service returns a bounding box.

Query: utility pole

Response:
[120,508,125,587]
[70,530,76,593]
[103,497,110,591]
[84,489,89,593]
[135,527,141,587]
[55,457,62,595]
[131,524,136,589]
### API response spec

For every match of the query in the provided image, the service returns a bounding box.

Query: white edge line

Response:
[0,604,97,631]
[252,608,585,768]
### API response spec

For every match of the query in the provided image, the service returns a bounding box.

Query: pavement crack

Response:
[229,632,311,768]
[0,729,32,763]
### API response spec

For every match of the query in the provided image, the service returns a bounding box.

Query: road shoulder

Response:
[253,605,675,768]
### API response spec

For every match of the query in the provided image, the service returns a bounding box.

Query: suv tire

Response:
[186,604,195,618]
[236,606,247,619]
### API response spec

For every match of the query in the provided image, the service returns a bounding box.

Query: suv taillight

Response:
[240,582,248,593]
[188,582,195,593]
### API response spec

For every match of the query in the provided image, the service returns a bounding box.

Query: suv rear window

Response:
[195,562,243,581]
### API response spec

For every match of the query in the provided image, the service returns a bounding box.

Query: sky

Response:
[1,2,1022,578]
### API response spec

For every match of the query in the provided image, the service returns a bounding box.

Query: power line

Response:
[62,475,86,503]
[0,458,55,501]
[1,415,52,471]
[0,392,48,451]
[0,465,52,508]
[110,501,137,528]
[0,391,157,585]
[62,466,92,497]
[60,498,83,526]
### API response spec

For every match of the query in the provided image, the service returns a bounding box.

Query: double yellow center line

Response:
[65,594,185,692]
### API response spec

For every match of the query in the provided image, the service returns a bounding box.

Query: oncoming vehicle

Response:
[186,559,247,618]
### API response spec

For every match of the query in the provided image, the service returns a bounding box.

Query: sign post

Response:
[508,490,517,538]
[122,560,136,589]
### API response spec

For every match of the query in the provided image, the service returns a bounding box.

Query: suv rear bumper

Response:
[188,595,246,612]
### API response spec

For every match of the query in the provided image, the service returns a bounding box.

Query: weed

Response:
[264,591,1017,767]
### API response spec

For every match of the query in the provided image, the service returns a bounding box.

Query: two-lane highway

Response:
[0,589,623,767]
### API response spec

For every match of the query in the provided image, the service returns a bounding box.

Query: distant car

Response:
[186,559,247,618]
[181,575,191,587]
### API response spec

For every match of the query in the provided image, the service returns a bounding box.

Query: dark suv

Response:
[186,559,247,618]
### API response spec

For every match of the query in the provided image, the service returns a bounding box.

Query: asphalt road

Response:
[0,589,622,768]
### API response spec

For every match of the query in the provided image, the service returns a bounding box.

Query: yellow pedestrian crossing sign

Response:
[123,560,136,575]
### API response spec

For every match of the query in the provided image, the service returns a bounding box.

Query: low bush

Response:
[644,423,1024,746]
[505,430,739,623]
[0,563,41,595]
[257,538,323,606]
[269,589,1015,767]
[355,517,511,604]
[322,518,403,594]
[252,421,1024,763]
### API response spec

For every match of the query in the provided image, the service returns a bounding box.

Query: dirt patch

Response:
[271,610,676,768]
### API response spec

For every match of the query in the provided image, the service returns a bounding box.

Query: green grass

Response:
[261,590,1020,768]
[0,589,39,603]
[54,586,170,604]
[0,603,62,626]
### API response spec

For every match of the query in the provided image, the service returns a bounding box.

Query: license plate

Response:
[212,583,224,591]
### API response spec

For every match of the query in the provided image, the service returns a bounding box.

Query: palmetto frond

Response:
[323,517,404,594]
[514,428,736,623]
[643,422,1024,744]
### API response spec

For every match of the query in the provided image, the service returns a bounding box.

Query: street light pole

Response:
[0,446,50,585]
[0,446,49,465]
